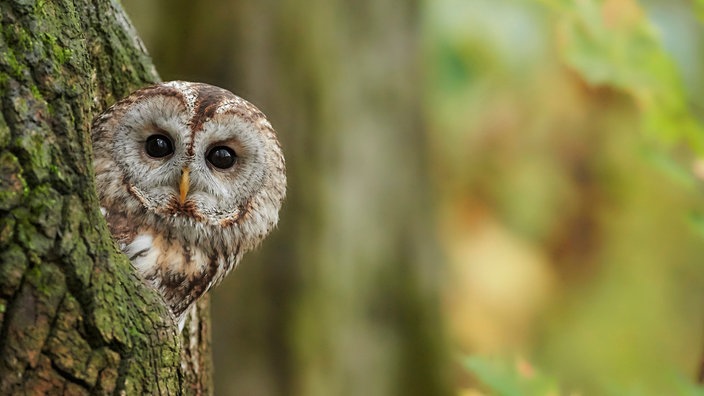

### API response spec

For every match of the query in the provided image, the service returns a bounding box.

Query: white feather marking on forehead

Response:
[164,81,198,114]
[214,97,249,115]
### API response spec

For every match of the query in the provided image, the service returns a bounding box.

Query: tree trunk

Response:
[0,0,210,394]
[275,3,451,394]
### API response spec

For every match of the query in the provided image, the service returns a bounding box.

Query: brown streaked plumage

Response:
[92,81,286,328]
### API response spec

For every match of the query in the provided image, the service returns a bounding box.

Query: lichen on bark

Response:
[0,0,206,394]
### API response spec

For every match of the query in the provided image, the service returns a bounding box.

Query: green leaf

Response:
[533,0,704,153]
[460,355,561,396]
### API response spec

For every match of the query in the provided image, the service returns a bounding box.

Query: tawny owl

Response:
[91,81,286,328]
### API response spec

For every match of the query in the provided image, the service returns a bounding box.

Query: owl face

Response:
[104,82,280,229]
[92,82,285,324]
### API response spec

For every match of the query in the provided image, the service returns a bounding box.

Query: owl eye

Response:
[145,134,174,158]
[206,146,237,169]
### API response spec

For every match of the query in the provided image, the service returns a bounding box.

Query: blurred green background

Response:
[121,0,704,394]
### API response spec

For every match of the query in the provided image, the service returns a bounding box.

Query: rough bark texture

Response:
[180,297,213,395]
[0,0,210,394]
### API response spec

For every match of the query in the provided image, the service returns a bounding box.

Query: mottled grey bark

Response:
[0,0,209,394]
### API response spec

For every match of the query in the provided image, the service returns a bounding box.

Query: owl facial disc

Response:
[91,81,286,326]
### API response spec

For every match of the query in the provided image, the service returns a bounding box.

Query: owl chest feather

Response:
[122,230,236,321]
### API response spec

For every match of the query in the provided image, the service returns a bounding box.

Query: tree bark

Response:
[0,0,209,394]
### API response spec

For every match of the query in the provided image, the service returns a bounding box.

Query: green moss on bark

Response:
[0,0,199,394]
[0,151,26,210]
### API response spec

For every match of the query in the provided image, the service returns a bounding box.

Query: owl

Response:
[91,81,286,328]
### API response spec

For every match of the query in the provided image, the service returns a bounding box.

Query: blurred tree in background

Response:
[123,0,704,394]
[122,0,450,395]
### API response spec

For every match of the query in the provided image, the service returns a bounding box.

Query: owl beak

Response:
[179,167,190,204]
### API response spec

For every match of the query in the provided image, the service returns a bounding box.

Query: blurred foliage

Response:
[462,355,704,396]
[122,0,704,394]
[426,0,704,394]
[543,0,704,152]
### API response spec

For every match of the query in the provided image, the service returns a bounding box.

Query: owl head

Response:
[92,81,286,257]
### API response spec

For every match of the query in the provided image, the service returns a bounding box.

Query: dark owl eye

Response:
[206,146,237,169]
[145,134,174,158]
